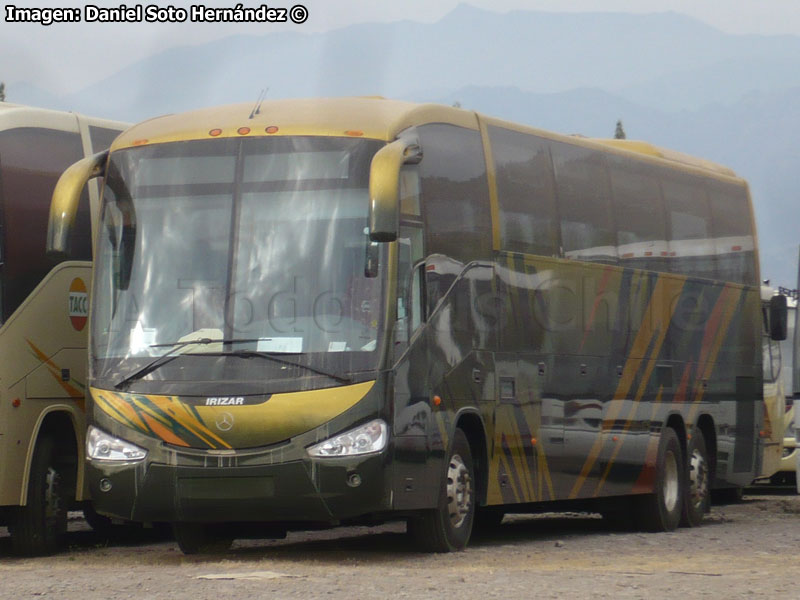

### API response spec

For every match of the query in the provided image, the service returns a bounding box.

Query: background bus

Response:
[778,285,798,489]
[0,104,126,555]
[48,98,782,553]
[759,285,788,481]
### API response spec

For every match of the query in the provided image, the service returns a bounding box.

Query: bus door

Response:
[391,166,436,510]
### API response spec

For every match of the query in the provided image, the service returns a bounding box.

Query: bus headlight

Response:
[87,425,147,462]
[307,419,388,457]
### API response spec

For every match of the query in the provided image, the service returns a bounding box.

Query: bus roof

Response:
[479,113,740,180]
[111,96,740,180]
[590,139,737,178]
[111,97,479,151]
[0,102,128,134]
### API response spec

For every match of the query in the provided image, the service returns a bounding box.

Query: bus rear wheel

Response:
[408,428,475,552]
[681,429,710,527]
[635,427,684,532]
[9,436,69,556]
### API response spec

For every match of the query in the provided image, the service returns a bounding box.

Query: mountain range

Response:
[7,3,800,285]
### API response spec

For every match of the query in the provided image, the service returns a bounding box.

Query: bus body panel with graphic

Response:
[0,104,126,555]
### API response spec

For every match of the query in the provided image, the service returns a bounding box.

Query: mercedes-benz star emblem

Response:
[215,412,234,432]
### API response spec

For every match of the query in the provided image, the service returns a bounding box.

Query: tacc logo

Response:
[69,278,89,331]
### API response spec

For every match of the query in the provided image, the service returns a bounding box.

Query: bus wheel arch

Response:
[665,414,687,458]
[454,411,489,506]
[29,410,80,503]
[456,411,503,531]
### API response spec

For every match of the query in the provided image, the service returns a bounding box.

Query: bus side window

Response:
[416,124,492,263]
[89,125,121,154]
[488,125,559,257]
[608,157,667,272]
[663,174,715,280]
[708,180,756,285]
[0,127,86,321]
[395,239,425,357]
[551,142,617,265]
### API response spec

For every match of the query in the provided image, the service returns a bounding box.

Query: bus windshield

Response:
[91,136,385,390]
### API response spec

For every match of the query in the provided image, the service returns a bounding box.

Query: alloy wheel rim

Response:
[446,453,472,529]
[663,450,680,513]
[688,448,709,509]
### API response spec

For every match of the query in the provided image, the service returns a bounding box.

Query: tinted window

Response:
[707,180,756,285]
[489,125,558,256]
[551,142,616,264]
[417,124,492,262]
[89,125,122,154]
[0,127,86,320]
[662,173,715,279]
[608,157,667,271]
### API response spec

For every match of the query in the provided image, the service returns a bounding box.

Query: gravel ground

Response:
[1,487,798,599]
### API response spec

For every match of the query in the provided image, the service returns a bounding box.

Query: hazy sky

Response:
[3,0,800,94]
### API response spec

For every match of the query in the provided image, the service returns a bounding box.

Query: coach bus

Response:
[0,103,126,555]
[47,98,785,553]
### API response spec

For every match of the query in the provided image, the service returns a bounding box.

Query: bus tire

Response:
[173,523,233,555]
[681,429,710,527]
[635,427,683,532]
[407,428,475,552]
[82,503,113,533]
[9,436,69,556]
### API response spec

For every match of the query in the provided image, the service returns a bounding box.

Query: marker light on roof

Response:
[209,128,222,137]
[237,127,250,135]
[265,126,279,134]
[345,130,364,137]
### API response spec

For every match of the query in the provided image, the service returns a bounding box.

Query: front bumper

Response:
[780,436,798,473]
[87,378,394,524]
[88,450,390,524]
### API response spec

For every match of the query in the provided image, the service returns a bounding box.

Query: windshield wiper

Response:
[113,337,262,390]
[219,349,352,384]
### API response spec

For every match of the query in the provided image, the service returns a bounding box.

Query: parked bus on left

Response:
[0,104,127,555]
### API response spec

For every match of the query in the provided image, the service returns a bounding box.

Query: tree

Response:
[614,119,626,139]
[0,82,5,102]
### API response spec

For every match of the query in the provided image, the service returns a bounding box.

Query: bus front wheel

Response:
[407,428,475,552]
[173,523,233,555]
[635,427,684,532]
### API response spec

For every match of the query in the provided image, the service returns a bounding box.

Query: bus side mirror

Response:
[47,151,108,256]
[769,294,788,341]
[368,140,422,243]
